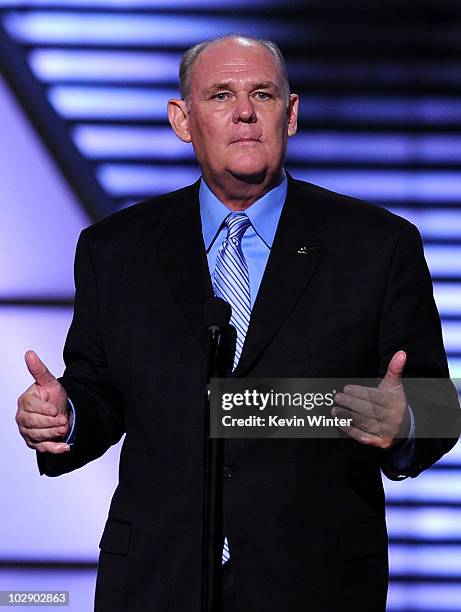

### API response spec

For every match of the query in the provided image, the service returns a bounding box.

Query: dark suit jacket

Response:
[37,176,460,611]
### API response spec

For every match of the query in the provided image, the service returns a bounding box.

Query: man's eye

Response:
[254,91,271,100]
[214,92,230,101]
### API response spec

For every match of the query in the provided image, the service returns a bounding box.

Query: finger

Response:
[33,441,71,454]
[333,404,400,439]
[21,424,69,442]
[335,420,391,448]
[21,397,60,417]
[334,392,385,420]
[340,385,403,410]
[344,387,389,410]
[20,411,68,429]
[379,350,406,392]
[18,384,40,404]
[25,350,57,387]
[332,406,382,436]
[341,385,379,402]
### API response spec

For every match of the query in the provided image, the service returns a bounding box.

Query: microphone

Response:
[204,297,231,338]
[204,297,235,377]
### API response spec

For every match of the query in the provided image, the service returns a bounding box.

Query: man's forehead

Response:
[194,40,279,73]
[192,40,282,88]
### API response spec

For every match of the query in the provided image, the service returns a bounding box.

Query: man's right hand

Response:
[16,350,71,454]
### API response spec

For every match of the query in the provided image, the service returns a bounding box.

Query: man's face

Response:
[172,39,298,185]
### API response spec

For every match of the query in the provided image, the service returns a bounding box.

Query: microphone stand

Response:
[202,324,233,612]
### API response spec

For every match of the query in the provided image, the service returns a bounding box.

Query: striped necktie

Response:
[213,213,251,369]
[212,212,251,564]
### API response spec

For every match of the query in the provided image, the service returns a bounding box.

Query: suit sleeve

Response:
[376,222,460,479]
[37,230,125,476]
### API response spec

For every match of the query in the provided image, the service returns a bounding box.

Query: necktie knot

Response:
[225,213,251,242]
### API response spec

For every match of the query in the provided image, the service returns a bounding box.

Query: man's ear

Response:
[168,98,191,143]
[287,93,299,137]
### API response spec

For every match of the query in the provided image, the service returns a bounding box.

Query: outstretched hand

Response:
[331,350,410,449]
[16,351,71,454]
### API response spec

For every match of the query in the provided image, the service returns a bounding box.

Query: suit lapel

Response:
[153,181,214,355]
[233,177,328,376]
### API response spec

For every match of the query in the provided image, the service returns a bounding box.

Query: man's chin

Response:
[228,167,267,185]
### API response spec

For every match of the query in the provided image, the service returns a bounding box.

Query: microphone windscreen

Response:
[204,297,232,330]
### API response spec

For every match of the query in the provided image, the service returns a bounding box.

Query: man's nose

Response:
[232,97,256,123]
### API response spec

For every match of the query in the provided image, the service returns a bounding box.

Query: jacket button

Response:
[223,466,232,479]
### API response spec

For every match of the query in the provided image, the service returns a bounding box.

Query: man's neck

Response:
[202,170,285,211]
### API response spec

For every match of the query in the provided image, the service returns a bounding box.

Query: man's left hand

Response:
[331,350,410,450]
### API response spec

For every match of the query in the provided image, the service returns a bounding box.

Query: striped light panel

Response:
[0,2,460,610]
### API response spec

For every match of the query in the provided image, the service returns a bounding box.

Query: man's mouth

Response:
[231,138,261,143]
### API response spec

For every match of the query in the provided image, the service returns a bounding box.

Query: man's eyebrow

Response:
[204,82,233,94]
[250,81,279,91]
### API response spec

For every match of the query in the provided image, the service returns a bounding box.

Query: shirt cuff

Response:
[65,398,76,446]
[381,405,415,474]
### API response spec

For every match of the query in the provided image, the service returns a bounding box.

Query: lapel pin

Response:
[297,246,310,255]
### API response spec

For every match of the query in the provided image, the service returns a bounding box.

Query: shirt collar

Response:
[199,171,287,251]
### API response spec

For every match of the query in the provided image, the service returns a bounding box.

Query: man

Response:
[16,35,460,611]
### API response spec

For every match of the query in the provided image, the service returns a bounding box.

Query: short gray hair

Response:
[179,34,291,107]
